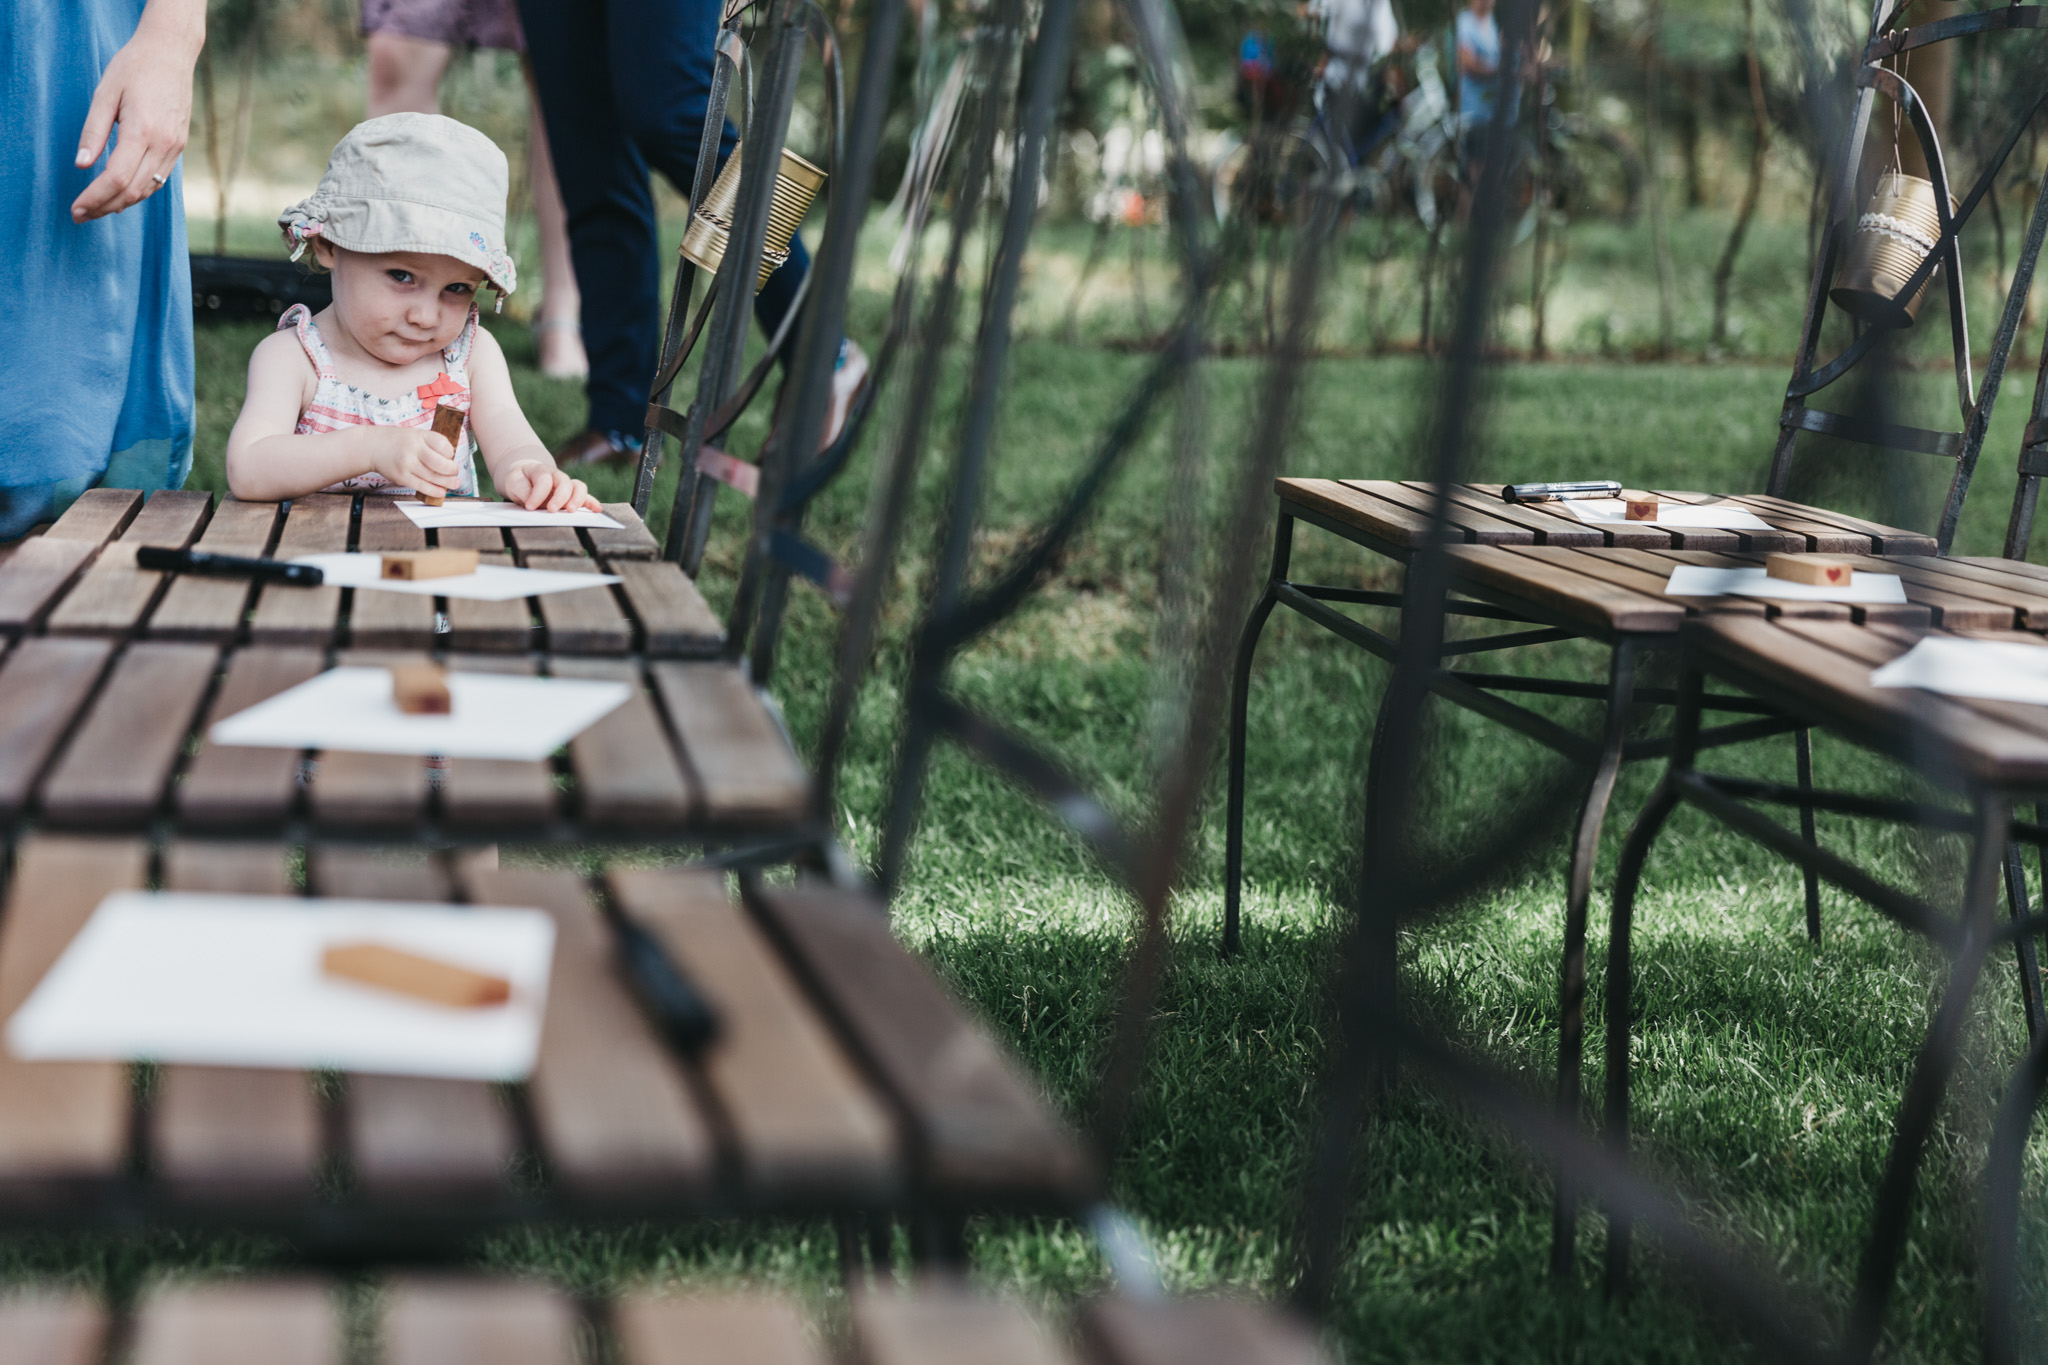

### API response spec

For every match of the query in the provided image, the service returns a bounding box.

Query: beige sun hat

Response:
[279,113,518,305]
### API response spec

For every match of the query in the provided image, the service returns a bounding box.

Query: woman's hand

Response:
[368,428,465,498]
[72,0,205,223]
[500,460,600,512]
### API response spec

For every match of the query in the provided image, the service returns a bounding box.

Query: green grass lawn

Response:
[135,241,2048,1363]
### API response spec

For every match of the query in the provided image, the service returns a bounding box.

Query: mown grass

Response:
[138,222,2048,1363]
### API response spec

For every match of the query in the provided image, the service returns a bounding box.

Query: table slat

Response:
[749,884,1092,1202]
[615,1295,826,1365]
[466,867,714,1198]
[435,526,510,552]
[1522,545,1765,617]
[509,524,587,558]
[0,836,147,1187]
[148,500,283,641]
[852,1289,1077,1365]
[611,869,897,1196]
[1273,478,1439,548]
[131,1283,339,1365]
[1444,546,1684,634]
[310,853,519,1199]
[1404,483,1603,547]
[588,503,661,559]
[305,651,431,831]
[1734,494,1936,554]
[1891,556,2048,628]
[0,638,116,816]
[248,494,351,647]
[358,498,428,551]
[1642,490,1806,554]
[384,1280,578,1365]
[43,488,142,546]
[528,554,633,654]
[1463,484,1676,549]
[1347,480,1532,544]
[550,658,696,829]
[1702,495,1872,553]
[0,537,101,632]
[1832,554,2027,630]
[609,560,724,655]
[1082,1298,1326,1365]
[40,642,218,826]
[0,1296,103,1365]
[442,655,557,830]
[649,663,809,825]
[446,552,533,651]
[152,844,321,1201]
[179,647,324,830]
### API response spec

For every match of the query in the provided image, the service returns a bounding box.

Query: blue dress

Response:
[0,0,195,540]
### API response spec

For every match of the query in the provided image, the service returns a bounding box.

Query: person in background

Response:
[1455,0,1502,159]
[1314,0,1415,165]
[515,0,866,468]
[362,0,588,380]
[1,0,202,541]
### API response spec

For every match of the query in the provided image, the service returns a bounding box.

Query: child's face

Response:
[314,242,488,366]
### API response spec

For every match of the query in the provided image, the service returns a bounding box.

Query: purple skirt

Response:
[361,0,525,51]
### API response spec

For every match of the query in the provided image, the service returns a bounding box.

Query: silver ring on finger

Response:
[150,173,167,186]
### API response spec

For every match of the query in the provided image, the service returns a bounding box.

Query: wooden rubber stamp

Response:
[1766,552,1854,587]
[321,941,511,1008]
[380,548,479,581]
[1625,497,1660,521]
[390,660,451,715]
[423,403,465,507]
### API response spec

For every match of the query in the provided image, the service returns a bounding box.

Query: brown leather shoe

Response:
[554,428,642,467]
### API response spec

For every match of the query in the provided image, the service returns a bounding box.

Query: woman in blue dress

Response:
[1,0,203,540]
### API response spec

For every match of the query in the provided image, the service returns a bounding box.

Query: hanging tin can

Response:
[679,144,829,293]
[1830,172,1952,329]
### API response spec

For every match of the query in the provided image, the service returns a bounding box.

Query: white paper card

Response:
[1664,565,1909,604]
[292,552,619,602]
[210,667,630,760]
[1566,498,1774,531]
[1871,636,2048,704]
[6,892,556,1081]
[395,500,623,530]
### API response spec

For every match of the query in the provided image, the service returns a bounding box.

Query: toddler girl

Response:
[225,113,598,511]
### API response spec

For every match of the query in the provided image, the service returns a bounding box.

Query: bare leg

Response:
[366,31,453,118]
[525,65,587,379]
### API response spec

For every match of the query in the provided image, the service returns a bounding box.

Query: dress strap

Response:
[440,305,481,379]
[277,303,339,382]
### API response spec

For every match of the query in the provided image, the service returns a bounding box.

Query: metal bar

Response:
[1627,715,1802,758]
[1274,582,1401,662]
[1438,627,1574,655]
[1983,1022,2048,1365]
[1225,513,1293,956]
[1428,670,1600,767]
[1796,728,1822,942]
[741,0,908,683]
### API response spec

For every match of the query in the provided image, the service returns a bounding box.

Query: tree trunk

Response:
[1710,0,1770,350]
[1642,1,1676,355]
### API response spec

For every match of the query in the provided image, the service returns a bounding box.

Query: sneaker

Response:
[554,428,644,467]
[819,339,870,453]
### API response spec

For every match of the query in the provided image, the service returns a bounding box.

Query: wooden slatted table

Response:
[0,836,1093,1251]
[0,639,811,843]
[1228,477,2019,1280]
[1593,612,2048,1340]
[0,488,724,657]
[0,1279,1327,1365]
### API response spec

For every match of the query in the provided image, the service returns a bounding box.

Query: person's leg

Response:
[517,0,660,445]
[366,30,453,117]
[523,65,588,380]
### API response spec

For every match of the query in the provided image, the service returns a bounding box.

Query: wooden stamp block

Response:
[1625,497,1659,521]
[1766,552,1853,587]
[381,549,479,581]
[423,404,466,507]
[390,661,451,714]
[322,941,510,1008]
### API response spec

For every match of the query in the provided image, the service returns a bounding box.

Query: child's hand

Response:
[366,427,464,498]
[501,460,601,513]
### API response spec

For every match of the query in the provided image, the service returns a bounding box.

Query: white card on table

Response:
[1566,498,1774,531]
[1870,636,2048,704]
[209,667,630,760]
[394,500,623,530]
[6,892,556,1081]
[1664,565,1908,604]
[292,552,619,602]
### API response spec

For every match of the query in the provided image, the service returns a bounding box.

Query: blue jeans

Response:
[516,0,810,437]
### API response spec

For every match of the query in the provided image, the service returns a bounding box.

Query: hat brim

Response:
[314,196,517,296]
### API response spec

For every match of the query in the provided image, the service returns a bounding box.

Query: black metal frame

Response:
[1598,628,2048,1362]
